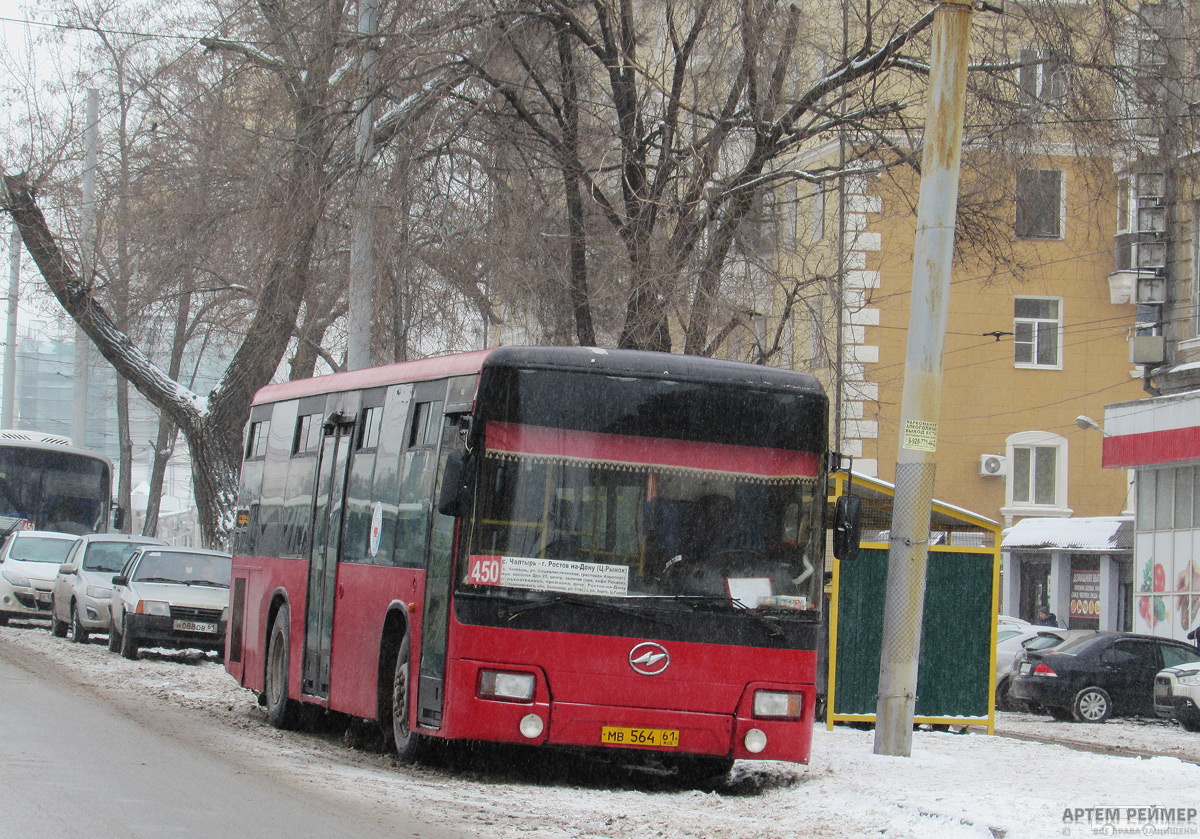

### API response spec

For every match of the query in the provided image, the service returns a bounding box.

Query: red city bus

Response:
[226,346,858,780]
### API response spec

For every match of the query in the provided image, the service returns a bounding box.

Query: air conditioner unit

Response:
[979,454,1007,477]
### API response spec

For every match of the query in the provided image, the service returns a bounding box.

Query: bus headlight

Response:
[744,728,768,753]
[478,670,536,702]
[136,600,170,616]
[753,690,804,719]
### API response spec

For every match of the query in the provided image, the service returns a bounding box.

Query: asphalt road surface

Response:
[0,641,471,839]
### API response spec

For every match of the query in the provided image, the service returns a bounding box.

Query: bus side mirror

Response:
[832,495,861,562]
[112,507,126,531]
[437,451,472,517]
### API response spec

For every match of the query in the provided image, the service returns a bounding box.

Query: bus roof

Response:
[0,429,114,467]
[483,346,825,394]
[251,348,498,405]
[251,345,825,406]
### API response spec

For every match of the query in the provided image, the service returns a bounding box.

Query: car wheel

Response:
[119,615,139,660]
[50,609,68,638]
[1180,716,1200,733]
[995,677,1011,711]
[391,632,425,763]
[1072,686,1111,723]
[1048,705,1074,722]
[265,605,298,730]
[107,618,121,652]
[71,604,89,644]
[0,615,7,627]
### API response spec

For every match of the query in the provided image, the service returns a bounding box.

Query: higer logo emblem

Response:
[629,642,670,676]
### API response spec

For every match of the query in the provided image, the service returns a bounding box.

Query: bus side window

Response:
[342,394,384,564]
[372,385,412,567]
[395,399,443,568]
[252,403,288,557]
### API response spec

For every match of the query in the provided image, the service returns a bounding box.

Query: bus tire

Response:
[265,605,298,730]
[391,633,424,763]
[120,616,139,660]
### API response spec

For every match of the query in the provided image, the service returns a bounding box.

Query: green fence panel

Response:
[834,547,993,718]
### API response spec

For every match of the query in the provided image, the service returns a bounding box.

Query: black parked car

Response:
[1009,632,1200,723]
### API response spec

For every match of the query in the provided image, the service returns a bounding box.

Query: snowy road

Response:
[0,620,1194,839]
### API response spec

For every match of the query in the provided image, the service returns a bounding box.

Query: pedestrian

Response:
[1188,626,1200,650]
[1037,607,1059,627]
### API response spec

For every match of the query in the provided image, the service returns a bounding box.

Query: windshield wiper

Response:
[497,593,669,625]
[136,576,178,584]
[643,594,787,636]
[181,579,227,587]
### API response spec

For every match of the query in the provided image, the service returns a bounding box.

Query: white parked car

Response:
[0,530,80,624]
[107,546,232,660]
[1154,662,1200,731]
[50,533,168,643]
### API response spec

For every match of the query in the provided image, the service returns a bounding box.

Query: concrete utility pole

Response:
[346,0,378,372]
[72,88,100,446]
[3,222,19,428]
[873,0,974,758]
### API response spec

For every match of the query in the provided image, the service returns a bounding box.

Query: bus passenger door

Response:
[416,413,464,729]
[303,414,355,699]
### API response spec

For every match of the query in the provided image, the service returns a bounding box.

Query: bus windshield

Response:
[0,446,110,534]
[459,422,824,612]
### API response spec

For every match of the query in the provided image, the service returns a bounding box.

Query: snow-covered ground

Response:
[1,619,1194,839]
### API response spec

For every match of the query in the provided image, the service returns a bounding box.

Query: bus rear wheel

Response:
[391,634,425,763]
[265,605,298,730]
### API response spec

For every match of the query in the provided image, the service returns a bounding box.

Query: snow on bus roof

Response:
[1001,516,1133,552]
[252,349,497,405]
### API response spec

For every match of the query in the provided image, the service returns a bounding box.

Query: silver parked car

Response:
[0,530,80,624]
[50,533,168,642]
[107,546,232,660]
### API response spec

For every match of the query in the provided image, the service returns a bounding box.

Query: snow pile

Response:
[1,620,1192,839]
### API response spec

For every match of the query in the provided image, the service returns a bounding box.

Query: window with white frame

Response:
[1004,431,1069,516]
[1015,169,1064,239]
[1014,297,1062,368]
[1018,46,1066,107]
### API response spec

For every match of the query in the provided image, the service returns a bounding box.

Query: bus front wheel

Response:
[391,634,425,763]
[265,605,298,730]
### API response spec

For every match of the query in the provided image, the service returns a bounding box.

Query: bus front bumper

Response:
[439,661,815,764]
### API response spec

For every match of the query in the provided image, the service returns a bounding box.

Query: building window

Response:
[1194,205,1200,338]
[1018,46,1066,106]
[1004,431,1069,516]
[1015,169,1064,239]
[1014,297,1061,368]
[810,188,825,244]
[1013,445,1057,505]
